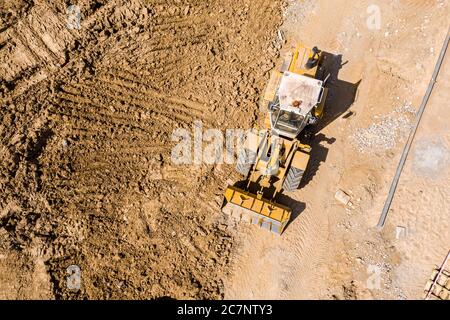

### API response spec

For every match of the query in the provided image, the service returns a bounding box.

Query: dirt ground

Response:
[389,43,450,299]
[0,0,285,299]
[0,0,449,300]
[225,0,449,300]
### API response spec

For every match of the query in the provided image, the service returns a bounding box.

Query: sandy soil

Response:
[0,0,285,299]
[388,48,450,299]
[0,0,449,300]
[225,0,449,300]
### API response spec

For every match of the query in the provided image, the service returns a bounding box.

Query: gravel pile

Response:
[351,104,416,153]
[282,0,317,26]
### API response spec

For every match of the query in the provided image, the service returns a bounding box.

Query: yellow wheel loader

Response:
[222,44,329,235]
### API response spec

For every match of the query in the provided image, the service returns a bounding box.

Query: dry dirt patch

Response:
[0,0,285,299]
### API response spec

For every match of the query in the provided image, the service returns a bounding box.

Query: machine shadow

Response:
[276,194,306,230]
[316,51,361,132]
[300,133,336,188]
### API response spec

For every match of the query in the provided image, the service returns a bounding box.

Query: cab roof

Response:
[278,71,324,116]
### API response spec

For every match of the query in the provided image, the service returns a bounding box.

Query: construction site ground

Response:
[0,0,449,299]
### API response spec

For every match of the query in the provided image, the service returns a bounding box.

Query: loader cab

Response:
[269,71,325,139]
[270,107,306,139]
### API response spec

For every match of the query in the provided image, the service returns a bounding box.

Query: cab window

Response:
[272,110,304,135]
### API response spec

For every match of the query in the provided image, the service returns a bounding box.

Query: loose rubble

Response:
[351,104,417,153]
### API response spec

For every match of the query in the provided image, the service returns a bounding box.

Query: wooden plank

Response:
[425,251,450,300]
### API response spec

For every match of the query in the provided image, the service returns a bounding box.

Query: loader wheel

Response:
[283,167,304,192]
[236,149,257,176]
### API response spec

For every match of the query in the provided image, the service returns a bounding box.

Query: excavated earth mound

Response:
[0,0,284,299]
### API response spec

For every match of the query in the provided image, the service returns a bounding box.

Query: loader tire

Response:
[283,167,304,192]
[236,149,256,176]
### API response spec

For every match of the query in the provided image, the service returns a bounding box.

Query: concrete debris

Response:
[351,104,416,153]
[335,189,352,206]
[395,226,407,239]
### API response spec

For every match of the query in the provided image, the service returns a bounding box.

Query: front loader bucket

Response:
[222,186,292,235]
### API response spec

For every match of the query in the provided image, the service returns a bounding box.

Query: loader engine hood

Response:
[271,71,324,138]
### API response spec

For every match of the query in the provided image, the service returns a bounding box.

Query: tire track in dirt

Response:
[225,162,335,299]
[0,0,285,299]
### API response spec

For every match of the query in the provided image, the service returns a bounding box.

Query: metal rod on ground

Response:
[377,29,450,229]
[425,251,450,300]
